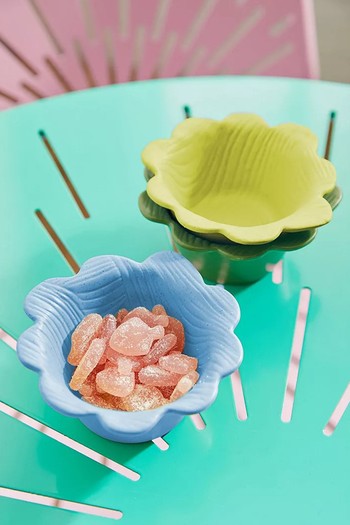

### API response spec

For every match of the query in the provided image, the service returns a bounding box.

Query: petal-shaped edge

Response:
[138,192,318,258]
[17,252,242,442]
[142,114,337,245]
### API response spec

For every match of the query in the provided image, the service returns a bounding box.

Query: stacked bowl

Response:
[139,114,341,285]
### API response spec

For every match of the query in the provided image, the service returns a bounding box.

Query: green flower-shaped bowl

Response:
[142,114,337,245]
[139,187,342,285]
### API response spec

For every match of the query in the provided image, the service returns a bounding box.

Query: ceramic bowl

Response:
[139,189,341,284]
[142,114,337,245]
[17,252,242,443]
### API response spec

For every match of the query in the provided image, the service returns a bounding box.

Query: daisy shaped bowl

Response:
[138,192,312,284]
[17,252,242,443]
[142,114,337,245]
[139,188,342,284]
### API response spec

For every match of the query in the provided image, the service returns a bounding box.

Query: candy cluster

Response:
[68,306,199,411]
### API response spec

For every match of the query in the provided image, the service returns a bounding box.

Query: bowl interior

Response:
[148,116,335,228]
[35,256,237,400]
[139,191,318,258]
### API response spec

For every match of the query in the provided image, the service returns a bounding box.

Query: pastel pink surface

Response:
[0,0,318,109]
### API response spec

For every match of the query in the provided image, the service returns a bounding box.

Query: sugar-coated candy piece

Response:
[152,305,167,316]
[83,392,123,410]
[97,314,117,364]
[104,360,116,368]
[70,338,106,391]
[138,365,182,387]
[116,356,133,375]
[170,370,199,402]
[116,308,128,325]
[142,334,177,366]
[109,317,164,356]
[79,365,104,397]
[124,307,169,328]
[159,353,198,374]
[121,385,165,411]
[96,368,135,397]
[106,347,143,372]
[166,317,185,353]
[80,382,93,397]
[98,314,117,339]
[158,386,175,399]
[68,313,102,365]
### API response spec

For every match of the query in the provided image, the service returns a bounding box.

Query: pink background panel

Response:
[0,0,319,109]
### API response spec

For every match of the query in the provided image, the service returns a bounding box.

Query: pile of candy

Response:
[68,306,199,411]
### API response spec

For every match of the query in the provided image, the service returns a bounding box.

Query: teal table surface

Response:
[0,76,349,525]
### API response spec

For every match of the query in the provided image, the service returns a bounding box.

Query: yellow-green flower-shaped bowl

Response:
[142,114,336,245]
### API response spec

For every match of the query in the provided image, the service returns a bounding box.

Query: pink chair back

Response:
[0,0,319,109]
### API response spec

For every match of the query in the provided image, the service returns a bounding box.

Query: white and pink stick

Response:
[281,287,311,423]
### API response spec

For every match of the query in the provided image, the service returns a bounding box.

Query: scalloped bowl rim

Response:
[142,115,337,245]
[17,252,243,441]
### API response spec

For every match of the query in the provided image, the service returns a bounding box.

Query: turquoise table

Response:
[0,77,349,524]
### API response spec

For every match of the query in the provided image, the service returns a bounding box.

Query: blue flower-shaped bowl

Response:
[17,252,242,443]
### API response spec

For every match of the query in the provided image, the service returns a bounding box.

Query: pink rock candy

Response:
[69,306,197,411]
[138,365,182,387]
[79,365,104,397]
[159,353,198,375]
[121,385,165,411]
[106,348,143,372]
[123,307,169,327]
[152,305,167,316]
[96,368,135,397]
[97,314,117,364]
[142,333,177,366]
[166,317,185,353]
[69,338,106,390]
[170,370,199,402]
[109,317,164,356]
[104,360,117,369]
[116,308,128,325]
[68,313,102,365]
[158,386,175,399]
[80,382,94,398]
[83,392,123,410]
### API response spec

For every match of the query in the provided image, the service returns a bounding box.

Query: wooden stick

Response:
[35,210,80,274]
[183,105,192,119]
[0,36,37,75]
[324,110,336,160]
[45,57,74,92]
[39,130,90,218]
[29,0,63,53]
[0,89,19,104]
[21,82,44,99]
[74,39,96,87]
[281,288,311,423]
